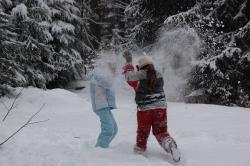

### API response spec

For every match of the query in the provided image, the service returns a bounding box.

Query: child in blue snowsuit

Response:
[90,64,118,148]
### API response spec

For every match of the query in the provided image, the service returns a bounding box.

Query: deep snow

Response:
[0,84,250,166]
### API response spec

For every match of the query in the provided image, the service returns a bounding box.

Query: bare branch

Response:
[2,88,24,122]
[0,104,46,147]
[28,119,49,125]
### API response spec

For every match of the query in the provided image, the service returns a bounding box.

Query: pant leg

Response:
[136,110,152,151]
[95,108,117,148]
[110,110,118,140]
[152,108,171,145]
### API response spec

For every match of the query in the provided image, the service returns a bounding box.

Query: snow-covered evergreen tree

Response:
[124,0,156,48]
[75,0,98,68]
[1,0,55,91]
[109,0,130,51]
[45,0,82,85]
[164,0,250,106]
[0,0,97,92]
[0,0,22,94]
[124,0,196,48]
[91,0,129,51]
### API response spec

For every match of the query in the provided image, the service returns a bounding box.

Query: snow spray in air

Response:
[152,27,201,101]
[92,51,126,92]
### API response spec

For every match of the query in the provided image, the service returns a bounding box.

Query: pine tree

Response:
[1,0,98,92]
[164,0,250,106]
[43,0,95,87]
[108,0,130,51]
[90,0,129,51]
[0,0,23,94]
[124,0,196,48]
[10,1,56,88]
[0,0,54,90]
[75,0,98,68]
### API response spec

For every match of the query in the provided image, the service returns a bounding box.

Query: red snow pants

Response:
[136,108,171,150]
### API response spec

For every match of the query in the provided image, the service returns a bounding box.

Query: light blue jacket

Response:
[90,67,117,112]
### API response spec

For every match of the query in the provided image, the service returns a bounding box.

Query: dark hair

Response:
[141,64,156,93]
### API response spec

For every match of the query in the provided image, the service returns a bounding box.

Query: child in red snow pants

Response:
[123,54,180,162]
[136,108,170,151]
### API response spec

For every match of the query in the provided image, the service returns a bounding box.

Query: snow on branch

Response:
[164,5,200,28]
[11,3,28,19]
[51,21,75,34]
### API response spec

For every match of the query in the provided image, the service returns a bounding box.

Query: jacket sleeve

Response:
[123,64,146,81]
[90,68,112,89]
[123,63,146,90]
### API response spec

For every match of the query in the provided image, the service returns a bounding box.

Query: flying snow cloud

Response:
[92,51,125,90]
[151,27,202,101]
[91,27,201,102]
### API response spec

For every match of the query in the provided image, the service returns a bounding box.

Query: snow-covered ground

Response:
[0,84,250,166]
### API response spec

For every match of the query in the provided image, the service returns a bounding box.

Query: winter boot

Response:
[162,138,181,162]
[133,145,146,154]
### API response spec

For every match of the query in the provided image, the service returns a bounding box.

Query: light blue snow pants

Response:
[95,108,118,148]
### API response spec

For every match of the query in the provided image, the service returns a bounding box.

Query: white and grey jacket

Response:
[89,67,117,112]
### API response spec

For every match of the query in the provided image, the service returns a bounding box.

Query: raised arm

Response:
[123,63,146,90]
[123,64,146,81]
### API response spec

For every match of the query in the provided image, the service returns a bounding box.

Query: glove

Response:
[123,63,134,74]
[123,50,132,63]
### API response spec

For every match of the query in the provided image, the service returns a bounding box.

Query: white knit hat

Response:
[138,56,154,69]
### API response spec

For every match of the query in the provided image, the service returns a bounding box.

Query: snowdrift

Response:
[0,86,250,166]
